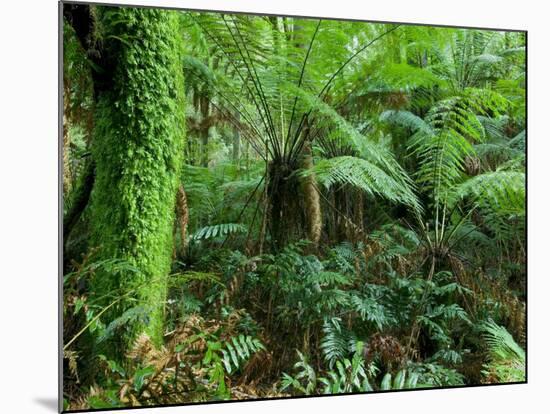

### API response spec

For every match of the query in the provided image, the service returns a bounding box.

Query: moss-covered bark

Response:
[88,7,185,348]
[301,141,322,245]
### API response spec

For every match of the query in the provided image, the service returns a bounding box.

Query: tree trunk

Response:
[301,141,322,245]
[63,79,72,195]
[176,184,189,254]
[84,7,186,350]
[63,160,95,244]
[267,159,302,249]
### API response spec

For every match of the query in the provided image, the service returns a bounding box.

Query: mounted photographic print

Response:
[61,1,526,411]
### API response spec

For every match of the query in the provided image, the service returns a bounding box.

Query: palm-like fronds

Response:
[380,109,432,134]
[186,13,403,164]
[452,170,525,240]
[309,156,420,212]
[409,89,507,205]
[431,29,504,92]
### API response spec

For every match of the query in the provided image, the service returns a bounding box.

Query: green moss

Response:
[89,7,185,348]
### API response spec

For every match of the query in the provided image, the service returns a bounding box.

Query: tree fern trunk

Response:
[267,159,303,249]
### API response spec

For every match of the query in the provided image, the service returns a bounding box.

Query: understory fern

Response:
[481,320,525,383]
[220,335,265,374]
[281,341,376,395]
[320,317,356,368]
[379,369,419,390]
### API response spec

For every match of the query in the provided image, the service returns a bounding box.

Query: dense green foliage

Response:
[63,4,525,410]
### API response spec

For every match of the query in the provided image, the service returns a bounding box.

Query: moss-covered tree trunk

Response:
[301,141,322,245]
[88,7,185,348]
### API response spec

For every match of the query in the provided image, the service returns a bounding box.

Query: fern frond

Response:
[379,369,419,390]
[320,317,355,368]
[221,335,265,374]
[380,110,432,134]
[452,170,525,239]
[481,320,525,383]
[309,155,421,212]
[191,223,247,240]
[409,89,508,206]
